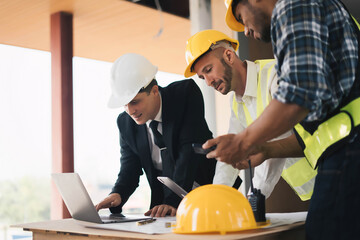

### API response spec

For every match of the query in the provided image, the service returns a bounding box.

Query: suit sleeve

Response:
[164,80,216,207]
[109,115,143,213]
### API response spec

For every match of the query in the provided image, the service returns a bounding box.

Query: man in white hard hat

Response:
[185,29,315,202]
[95,53,227,217]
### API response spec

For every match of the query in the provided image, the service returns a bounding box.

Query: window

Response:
[0,44,51,239]
[0,44,183,239]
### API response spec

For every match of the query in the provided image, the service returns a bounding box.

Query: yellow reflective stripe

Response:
[232,94,239,120]
[257,79,264,116]
[235,60,276,126]
[232,94,252,126]
[255,59,275,69]
[255,60,276,117]
[341,97,360,126]
[295,98,360,169]
[304,112,353,168]
[293,177,315,197]
[294,123,314,166]
[281,157,317,201]
[266,64,275,105]
[242,102,253,126]
[299,191,314,201]
[282,158,317,187]
[352,16,360,30]
[304,98,360,166]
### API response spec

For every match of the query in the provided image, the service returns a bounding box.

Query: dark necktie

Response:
[149,120,165,149]
[150,121,174,200]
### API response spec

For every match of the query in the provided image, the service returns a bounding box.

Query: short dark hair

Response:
[138,79,158,94]
[231,0,246,18]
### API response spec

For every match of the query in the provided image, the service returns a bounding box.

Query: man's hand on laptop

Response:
[144,204,176,217]
[95,193,122,211]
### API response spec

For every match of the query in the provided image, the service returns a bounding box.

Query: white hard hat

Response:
[108,53,158,108]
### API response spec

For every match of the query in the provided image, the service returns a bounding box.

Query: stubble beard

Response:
[247,2,272,43]
[220,58,233,95]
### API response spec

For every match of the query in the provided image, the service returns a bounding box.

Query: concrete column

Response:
[189,0,218,136]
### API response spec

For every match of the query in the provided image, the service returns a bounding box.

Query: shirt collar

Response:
[146,93,162,126]
[235,60,257,102]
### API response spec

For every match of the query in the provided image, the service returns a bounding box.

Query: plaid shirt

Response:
[271,0,358,121]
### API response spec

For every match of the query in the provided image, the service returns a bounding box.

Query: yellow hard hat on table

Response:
[184,29,239,78]
[224,0,245,32]
[173,184,260,235]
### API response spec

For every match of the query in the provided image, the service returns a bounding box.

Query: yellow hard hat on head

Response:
[224,0,245,32]
[173,184,258,235]
[184,29,239,78]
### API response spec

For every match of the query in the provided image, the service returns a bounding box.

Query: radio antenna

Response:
[248,160,255,193]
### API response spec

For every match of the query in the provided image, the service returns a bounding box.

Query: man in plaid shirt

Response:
[203,0,360,239]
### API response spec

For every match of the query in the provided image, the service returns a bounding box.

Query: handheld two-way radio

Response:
[247,160,266,222]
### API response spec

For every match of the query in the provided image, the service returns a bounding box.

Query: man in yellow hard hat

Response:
[185,29,315,201]
[206,0,360,238]
[95,53,219,217]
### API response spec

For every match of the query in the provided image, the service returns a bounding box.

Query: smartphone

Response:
[192,143,216,155]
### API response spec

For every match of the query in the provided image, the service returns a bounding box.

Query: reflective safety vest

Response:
[294,98,360,168]
[232,59,316,201]
[294,15,360,170]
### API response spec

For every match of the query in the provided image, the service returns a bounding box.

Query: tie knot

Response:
[149,120,159,131]
[149,120,165,148]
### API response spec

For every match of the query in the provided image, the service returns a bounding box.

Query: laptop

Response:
[52,172,152,224]
[157,176,199,198]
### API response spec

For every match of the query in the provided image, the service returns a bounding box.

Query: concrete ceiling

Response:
[0,0,191,75]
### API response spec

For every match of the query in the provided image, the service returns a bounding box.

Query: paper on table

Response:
[265,211,307,228]
[84,212,307,235]
[84,216,176,235]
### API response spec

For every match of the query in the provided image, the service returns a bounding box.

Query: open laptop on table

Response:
[52,172,152,224]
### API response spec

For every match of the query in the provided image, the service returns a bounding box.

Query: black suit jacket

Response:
[109,79,217,213]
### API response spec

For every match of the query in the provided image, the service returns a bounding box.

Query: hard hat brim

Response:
[184,59,197,78]
[225,0,245,32]
[173,220,270,234]
[107,91,138,109]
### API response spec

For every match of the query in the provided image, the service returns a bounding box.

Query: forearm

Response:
[243,99,309,148]
[262,133,304,159]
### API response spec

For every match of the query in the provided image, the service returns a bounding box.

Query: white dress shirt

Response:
[213,60,289,198]
[146,94,163,171]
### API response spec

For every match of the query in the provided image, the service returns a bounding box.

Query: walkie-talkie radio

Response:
[247,160,266,222]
